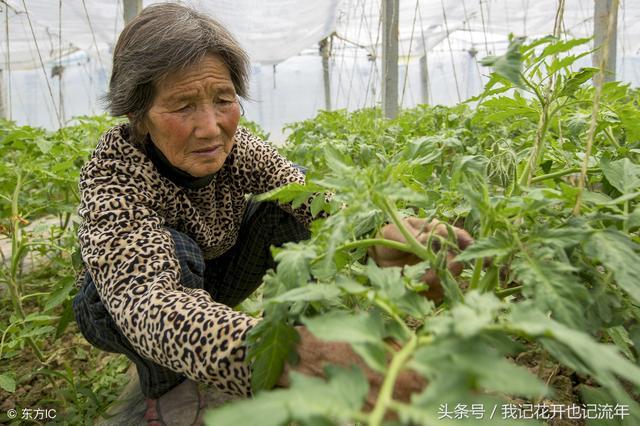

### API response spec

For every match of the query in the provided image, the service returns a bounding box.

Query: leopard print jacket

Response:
[77,124,313,397]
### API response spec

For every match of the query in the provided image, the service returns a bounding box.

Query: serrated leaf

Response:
[323,365,369,411]
[558,67,598,98]
[44,276,75,311]
[351,342,387,373]
[272,242,316,288]
[628,206,640,229]
[585,230,640,303]
[600,158,640,195]
[309,194,326,217]
[248,320,299,392]
[271,284,340,304]
[335,275,368,294]
[480,36,526,86]
[510,306,640,416]
[606,326,635,362]
[364,260,405,300]
[539,37,591,58]
[455,233,514,262]
[55,300,75,339]
[20,325,56,338]
[204,390,289,426]
[302,311,384,344]
[512,249,588,327]
[0,373,16,393]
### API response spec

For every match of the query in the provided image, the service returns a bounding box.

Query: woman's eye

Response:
[176,104,193,112]
[214,98,236,112]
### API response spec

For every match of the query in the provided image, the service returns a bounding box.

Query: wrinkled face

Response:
[141,54,241,177]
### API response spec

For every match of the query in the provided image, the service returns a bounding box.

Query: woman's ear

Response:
[132,115,148,137]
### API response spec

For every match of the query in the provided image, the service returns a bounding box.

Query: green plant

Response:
[206,35,640,425]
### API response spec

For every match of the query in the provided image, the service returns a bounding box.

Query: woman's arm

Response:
[78,157,258,397]
[234,128,318,227]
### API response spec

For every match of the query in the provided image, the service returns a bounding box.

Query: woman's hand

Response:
[368,217,473,303]
[277,327,425,411]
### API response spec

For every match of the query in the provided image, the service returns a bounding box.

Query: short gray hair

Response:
[106,2,250,143]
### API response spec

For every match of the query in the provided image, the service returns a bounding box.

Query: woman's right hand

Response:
[368,217,473,304]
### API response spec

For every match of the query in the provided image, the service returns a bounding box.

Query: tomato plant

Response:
[206,36,640,425]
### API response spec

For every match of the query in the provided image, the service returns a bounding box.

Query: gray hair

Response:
[106,2,250,143]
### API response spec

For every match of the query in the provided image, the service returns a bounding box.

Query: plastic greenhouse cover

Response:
[2,0,640,70]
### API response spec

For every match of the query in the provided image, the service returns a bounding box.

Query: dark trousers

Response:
[72,201,309,398]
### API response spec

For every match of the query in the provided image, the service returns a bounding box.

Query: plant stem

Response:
[574,0,618,215]
[495,285,523,298]
[469,258,484,289]
[380,197,431,261]
[373,297,411,338]
[310,238,416,265]
[340,238,414,254]
[531,167,600,183]
[368,334,418,426]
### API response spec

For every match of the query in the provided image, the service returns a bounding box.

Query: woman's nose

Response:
[193,104,221,139]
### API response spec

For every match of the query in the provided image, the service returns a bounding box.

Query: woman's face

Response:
[141,54,241,177]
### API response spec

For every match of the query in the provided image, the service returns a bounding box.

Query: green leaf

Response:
[605,326,635,362]
[364,260,405,300]
[0,373,16,393]
[456,350,548,398]
[480,36,526,86]
[628,206,640,229]
[23,314,59,323]
[272,242,316,288]
[44,276,75,311]
[600,158,640,195]
[271,284,340,304]
[512,249,588,328]
[511,305,640,411]
[455,233,514,262]
[335,275,368,294]
[558,67,598,98]
[204,390,290,426]
[35,137,55,154]
[539,37,591,58]
[585,229,640,303]
[302,311,384,345]
[547,51,592,75]
[20,325,56,339]
[351,342,387,373]
[248,320,299,392]
[322,365,369,412]
[55,300,76,339]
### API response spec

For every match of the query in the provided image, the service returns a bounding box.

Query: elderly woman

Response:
[72,3,470,425]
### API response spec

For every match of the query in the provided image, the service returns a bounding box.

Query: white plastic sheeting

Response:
[1,1,639,140]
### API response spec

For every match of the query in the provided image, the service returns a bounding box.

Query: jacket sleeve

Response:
[237,130,324,227]
[78,158,258,397]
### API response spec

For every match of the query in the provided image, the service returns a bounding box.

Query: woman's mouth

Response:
[192,146,222,157]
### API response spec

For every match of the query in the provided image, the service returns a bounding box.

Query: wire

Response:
[58,0,64,122]
[345,0,366,109]
[334,0,354,109]
[113,0,121,45]
[21,0,61,127]
[4,3,11,119]
[440,0,461,103]
[401,0,419,108]
[461,0,483,92]
[363,0,383,109]
[478,0,490,54]
[417,2,432,105]
[81,0,105,71]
